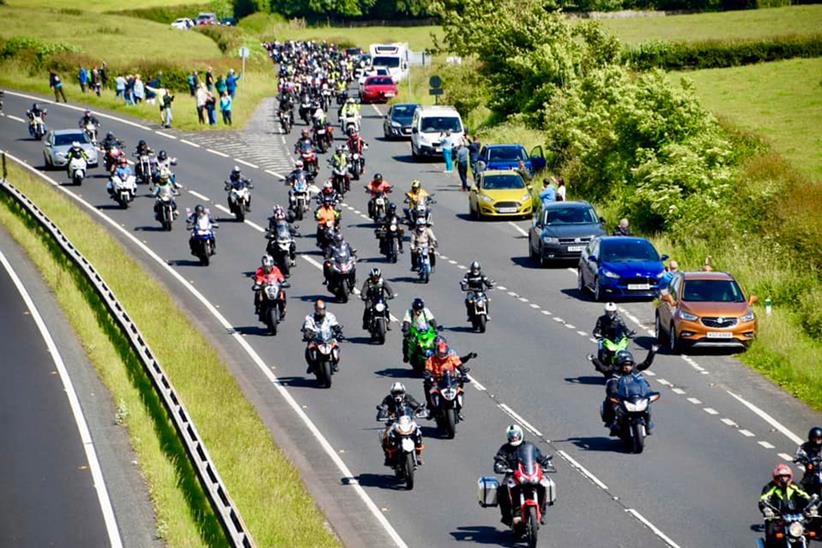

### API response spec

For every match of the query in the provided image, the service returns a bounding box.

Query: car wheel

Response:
[669,322,680,353]
[577,268,586,295]
[594,278,604,302]
[529,234,537,260]
[654,313,666,344]
[470,203,478,221]
[411,144,419,161]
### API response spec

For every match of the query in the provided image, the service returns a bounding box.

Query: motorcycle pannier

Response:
[541,476,557,506]
[477,476,499,507]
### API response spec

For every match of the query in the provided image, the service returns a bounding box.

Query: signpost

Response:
[429,75,443,104]
[239,47,250,80]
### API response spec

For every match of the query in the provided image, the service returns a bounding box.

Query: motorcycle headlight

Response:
[442,388,457,400]
[679,310,699,322]
[623,399,649,412]
[391,121,401,128]
[788,521,804,538]
[542,236,559,244]
[602,269,620,279]
[740,310,755,322]
[375,302,386,312]
[480,194,494,204]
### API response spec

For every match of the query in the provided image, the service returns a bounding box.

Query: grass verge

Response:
[0,160,339,547]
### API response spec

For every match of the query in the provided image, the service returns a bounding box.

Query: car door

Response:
[529,145,546,172]
[659,274,681,333]
[529,209,544,254]
[384,105,392,132]
[581,239,599,287]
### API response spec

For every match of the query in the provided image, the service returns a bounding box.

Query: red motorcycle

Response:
[104,146,124,174]
[301,149,319,177]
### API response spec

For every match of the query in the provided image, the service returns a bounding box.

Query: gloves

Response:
[762,508,775,519]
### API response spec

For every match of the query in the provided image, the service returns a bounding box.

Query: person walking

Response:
[49,71,67,103]
[220,92,233,126]
[441,130,455,173]
[115,74,126,101]
[133,75,145,104]
[556,177,566,201]
[146,75,160,104]
[99,62,108,88]
[160,90,174,128]
[206,90,218,126]
[468,135,481,181]
[78,66,88,93]
[226,69,241,99]
[456,141,470,190]
[196,84,207,124]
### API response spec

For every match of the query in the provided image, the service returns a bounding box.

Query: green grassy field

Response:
[0,161,340,547]
[3,0,207,12]
[670,57,822,180]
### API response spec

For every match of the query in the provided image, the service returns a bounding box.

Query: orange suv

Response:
[655,272,757,352]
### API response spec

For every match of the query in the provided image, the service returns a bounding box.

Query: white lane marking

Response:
[3,89,152,130]
[656,378,672,387]
[518,297,528,303]
[466,375,486,392]
[687,397,702,405]
[557,450,608,491]
[565,323,576,330]
[625,508,681,548]
[680,355,705,372]
[207,148,229,158]
[0,249,123,548]
[245,220,264,233]
[371,105,383,116]
[576,330,587,336]
[726,390,803,445]
[5,154,409,548]
[739,429,755,437]
[438,255,449,260]
[280,135,286,144]
[507,221,528,237]
[778,453,793,461]
[214,204,231,214]
[496,285,507,291]
[498,403,542,437]
[720,418,738,427]
[155,131,176,140]
[265,169,285,180]
[299,253,324,270]
[703,408,719,415]
[507,291,517,297]
[542,310,552,316]
[8,114,26,123]
[671,388,686,395]
[448,259,457,265]
[235,159,259,169]
[529,303,540,309]
[188,190,210,202]
[644,370,656,377]
[180,139,201,148]
[457,265,467,270]
[758,441,775,449]
[353,209,361,215]
[553,317,563,323]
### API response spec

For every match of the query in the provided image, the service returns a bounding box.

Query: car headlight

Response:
[480,194,494,204]
[542,236,559,244]
[679,310,698,321]
[521,193,531,203]
[740,310,755,322]
[656,271,666,278]
[602,269,620,279]
[56,152,66,159]
[391,121,401,128]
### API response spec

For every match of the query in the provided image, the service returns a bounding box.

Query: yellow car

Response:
[468,170,537,220]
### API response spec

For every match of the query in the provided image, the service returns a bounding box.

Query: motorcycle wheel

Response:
[267,307,279,336]
[411,355,424,375]
[199,251,210,267]
[162,219,172,231]
[390,240,399,263]
[444,408,457,439]
[337,283,349,303]
[120,199,129,210]
[630,423,645,454]
[317,360,332,388]
[403,452,415,490]
[373,317,386,345]
[73,174,82,186]
[476,314,487,334]
[295,207,303,221]
[279,257,290,278]
[236,208,245,222]
[420,270,430,284]
[526,506,539,548]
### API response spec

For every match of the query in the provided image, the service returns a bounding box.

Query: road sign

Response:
[429,75,442,89]
[429,88,444,96]
[239,47,250,59]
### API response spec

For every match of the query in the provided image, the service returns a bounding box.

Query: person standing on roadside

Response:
[215,75,227,98]
[125,75,135,106]
[456,141,470,191]
[49,71,67,103]
[206,90,218,126]
[133,75,145,104]
[160,89,174,128]
[99,62,108,88]
[196,84,207,124]
[78,66,88,93]
[146,75,159,105]
[441,129,455,173]
[220,92,233,125]
[90,67,101,96]
[556,177,566,201]
[468,135,481,181]
[226,69,241,99]
[115,74,126,101]
[205,67,214,92]
[539,178,556,209]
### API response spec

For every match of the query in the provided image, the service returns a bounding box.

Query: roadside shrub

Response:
[196,25,244,54]
[797,287,822,340]
[0,36,78,65]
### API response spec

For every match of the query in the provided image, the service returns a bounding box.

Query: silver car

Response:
[43,129,99,168]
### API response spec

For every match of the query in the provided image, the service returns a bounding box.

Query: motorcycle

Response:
[253,279,289,336]
[407,195,436,228]
[428,369,468,439]
[367,188,392,222]
[134,153,157,186]
[331,163,350,196]
[288,173,311,221]
[188,212,217,266]
[603,376,660,454]
[348,151,365,181]
[28,114,47,140]
[108,172,136,209]
[278,109,293,134]
[758,495,820,548]
[301,149,319,177]
[416,245,433,284]
[462,283,490,333]
[104,147,124,174]
[365,293,392,344]
[320,88,333,112]
[406,324,438,374]
[225,181,253,222]
[479,443,557,548]
[304,323,342,388]
[67,156,87,186]
[299,98,312,125]
[341,111,360,135]
[82,121,98,144]
[336,89,347,106]
[379,404,426,490]
[316,220,339,254]
[327,245,357,303]
[589,332,634,376]
[265,222,296,278]
[312,123,329,153]
[797,456,822,497]
[376,217,403,263]
[154,186,178,231]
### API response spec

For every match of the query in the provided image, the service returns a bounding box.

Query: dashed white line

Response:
[180,139,201,148]
[657,378,672,386]
[439,255,449,260]
[3,89,152,130]
[457,265,467,270]
[235,158,259,169]
[703,407,719,415]
[778,453,793,461]
[8,114,26,123]
[507,291,517,297]
[557,450,609,491]
[371,104,384,116]
[467,375,486,392]
[565,323,576,330]
[644,370,656,376]
[542,310,552,316]
[265,169,285,180]
[720,418,738,427]
[566,267,576,274]
[207,148,229,158]
[518,297,529,303]
[687,397,702,405]
[671,388,686,395]
[758,441,775,449]
[507,221,528,237]
[739,429,755,437]
[245,220,264,233]
[529,303,540,309]
[726,390,803,445]
[576,330,587,336]
[155,131,177,140]
[625,509,681,548]
[498,404,542,438]
[188,190,210,202]
[553,317,563,323]
[496,285,507,291]
[214,204,231,213]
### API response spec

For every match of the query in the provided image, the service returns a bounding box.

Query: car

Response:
[577,236,668,301]
[383,103,418,139]
[410,105,465,159]
[468,170,537,220]
[358,66,390,86]
[43,130,99,169]
[219,17,237,26]
[528,201,607,265]
[170,18,194,30]
[360,76,398,104]
[655,271,758,352]
[477,144,546,175]
[346,47,363,57]
[195,12,218,26]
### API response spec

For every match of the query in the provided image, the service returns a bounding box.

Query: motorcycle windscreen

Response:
[515,442,540,476]
[617,375,651,399]
[274,223,291,239]
[334,247,352,263]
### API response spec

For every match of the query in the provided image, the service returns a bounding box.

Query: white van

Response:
[410,106,465,160]
[369,43,409,82]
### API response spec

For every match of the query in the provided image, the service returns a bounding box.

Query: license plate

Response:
[567,245,585,252]
[498,207,518,213]
[627,283,650,290]
[385,92,395,97]
[706,331,734,339]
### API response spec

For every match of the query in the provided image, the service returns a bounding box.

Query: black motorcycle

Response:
[279,109,293,134]
[605,378,660,454]
[326,246,357,303]
[461,282,490,333]
[379,404,426,490]
[266,222,297,278]
[365,293,392,344]
[254,279,289,336]
[427,369,468,439]
[376,217,403,263]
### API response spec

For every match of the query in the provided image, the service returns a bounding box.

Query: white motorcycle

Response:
[225,181,253,222]
[341,111,360,136]
[108,173,137,209]
[67,156,87,186]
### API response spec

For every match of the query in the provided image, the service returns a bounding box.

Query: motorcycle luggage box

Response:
[541,476,557,506]
[477,476,499,507]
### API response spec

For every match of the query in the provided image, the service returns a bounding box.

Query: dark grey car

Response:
[528,201,606,265]
[383,103,418,139]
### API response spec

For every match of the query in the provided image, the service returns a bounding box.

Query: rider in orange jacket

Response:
[423,338,476,416]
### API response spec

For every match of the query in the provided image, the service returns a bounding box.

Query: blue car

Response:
[577,236,668,301]
[477,144,546,175]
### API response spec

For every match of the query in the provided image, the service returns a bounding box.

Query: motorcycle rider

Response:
[422,337,475,417]
[340,96,360,120]
[294,128,314,154]
[461,261,495,321]
[329,145,350,189]
[287,159,309,183]
[376,202,404,255]
[494,425,553,526]
[153,170,180,218]
[759,463,814,547]
[602,349,657,435]
[187,204,218,253]
[135,139,153,158]
[65,141,90,167]
[26,103,47,136]
[365,172,392,219]
[361,267,395,330]
[226,166,254,210]
[592,302,635,369]
[795,427,822,493]
[323,232,355,285]
[107,156,133,196]
[346,128,367,156]
[254,255,286,318]
[155,150,177,184]
[410,219,438,271]
[376,382,424,466]
[404,179,429,224]
[315,196,341,248]
[101,131,122,152]
[301,299,343,373]
[317,179,340,206]
[78,109,100,135]
[267,205,298,265]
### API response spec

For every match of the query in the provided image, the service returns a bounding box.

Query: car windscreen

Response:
[392,105,416,120]
[421,116,462,133]
[372,56,400,68]
[367,77,394,86]
[600,240,660,263]
[488,147,526,162]
[544,207,597,225]
[682,279,745,303]
[54,133,89,146]
[482,174,525,190]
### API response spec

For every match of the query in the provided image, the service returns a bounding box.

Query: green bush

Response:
[622,34,822,70]
[0,36,78,65]
[195,25,244,54]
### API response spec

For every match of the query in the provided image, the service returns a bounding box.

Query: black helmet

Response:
[332,232,343,244]
[84,109,91,116]
[412,298,425,312]
[106,131,114,140]
[374,173,383,182]
[158,150,168,161]
[194,204,205,215]
[614,350,635,369]
[470,260,481,275]
[32,102,39,110]
[387,202,397,212]
[138,139,146,147]
[809,427,822,448]
[369,267,381,281]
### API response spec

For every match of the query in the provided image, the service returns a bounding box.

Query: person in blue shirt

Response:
[539,178,556,208]
[114,157,133,180]
[226,69,242,99]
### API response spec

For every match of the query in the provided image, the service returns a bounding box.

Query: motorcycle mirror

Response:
[281,281,291,288]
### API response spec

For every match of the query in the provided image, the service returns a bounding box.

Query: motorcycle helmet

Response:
[138,139,146,148]
[301,128,309,137]
[332,232,343,244]
[390,382,406,403]
[336,145,346,153]
[295,160,304,169]
[435,338,449,359]
[232,166,241,175]
[261,255,275,273]
[71,141,81,149]
[118,156,128,166]
[373,173,383,183]
[323,179,334,191]
[369,267,381,281]
[314,299,327,320]
[506,424,524,447]
[604,301,618,318]
[32,102,39,111]
[106,131,115,140]
[614,350,635,371]
[194,204,206,216]
[158,150,168,161]
[273,205,286,219]
[772,463,793,487]
[469,261,481,275]
[809,427,822,449]
[84,109,91,117]
[415,218,426,232]
[411,180,421,191]
[412,298,425,313]
[350,130,359,139]
[387,202,397,213]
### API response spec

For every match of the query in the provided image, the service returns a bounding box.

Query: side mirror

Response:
[748,294,758,305]
[412,127,419,134]
[661,254,670,261]
[661,293,675,305]
[599,216,606,225]
[526,184,533,191]
[588,255,597,263]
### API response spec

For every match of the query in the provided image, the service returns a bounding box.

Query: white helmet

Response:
[390,382,406,402]
[604,302,617,316]
[506,424,524,447]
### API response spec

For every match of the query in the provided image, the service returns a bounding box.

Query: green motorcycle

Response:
[589,334,633,376]
[406,324,438,374]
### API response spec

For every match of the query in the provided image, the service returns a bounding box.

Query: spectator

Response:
[78,66,88,93]
[99,63,108,88]
[539,178,556,208]
[90,67,101,96]
[456,141,470,191]
[702,255,713,272]
[146,75,160,105]
[133,75,145,104]
[515,160,532,183]
[613,218,633,236]
[205,67,214,92]
[160,90,174,128]
[660,260,679,290]
[206,90,218,125]
[556,177,566,201]
[215,75,227,97]
[49,71,67,103]
[187,72,197,96]
[125,75,135,106]
[115,74,126,100]
[226,69,241,99]
[220,92,233,125]
[468,135,481,181]
[441,129,455,173]
[196,84,207,124]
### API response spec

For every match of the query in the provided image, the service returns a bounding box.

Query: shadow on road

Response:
[565,436,623,453]
[564,375,605,386]
[167,259,204,267]
[352,472,405,491]
[276,375,320,388]
[231,325,270,337]
[134,225,166,232]
[450,525,512,545]
[374,367,417,379]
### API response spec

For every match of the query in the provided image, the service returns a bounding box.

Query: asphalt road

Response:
[1,88,819,547]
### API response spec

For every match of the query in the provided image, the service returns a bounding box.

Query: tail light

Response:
[776,533,784,539]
